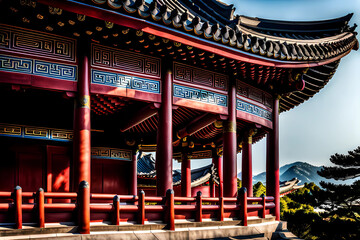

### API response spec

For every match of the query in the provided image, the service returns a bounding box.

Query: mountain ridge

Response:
[238,161,355,186]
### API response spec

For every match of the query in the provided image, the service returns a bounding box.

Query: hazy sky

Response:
[172,0,360,174]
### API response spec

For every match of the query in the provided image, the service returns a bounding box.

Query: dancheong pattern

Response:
[0,55,77,81]
[0,24,76,62]
[236,99,272,121]
[91,69,160,93]
[173,84,227,107]
[0,123,132,160]
[0,123,73,142]
[91,147,131,161]
[173,62,228,91]
[91,44,160,78]
[237,80,273,109]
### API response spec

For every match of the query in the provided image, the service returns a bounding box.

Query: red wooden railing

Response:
[0,185,275,233]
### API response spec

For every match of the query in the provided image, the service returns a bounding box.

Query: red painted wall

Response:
[91,159,131,194]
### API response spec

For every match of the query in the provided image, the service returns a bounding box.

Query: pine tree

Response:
[319,146,360,180]
[316,146,360,239]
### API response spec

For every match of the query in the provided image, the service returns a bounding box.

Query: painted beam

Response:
[120,103,160,132]
[177,113,218,139]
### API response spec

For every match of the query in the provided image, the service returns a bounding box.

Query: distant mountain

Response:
[241,161,356,187]
[246,161,309,183]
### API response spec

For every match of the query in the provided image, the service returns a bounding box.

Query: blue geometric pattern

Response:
[173,84,227,107]
[236,99,272,121]
[0,55,77,81]
[91,69,160,94]
[0,124,73,142]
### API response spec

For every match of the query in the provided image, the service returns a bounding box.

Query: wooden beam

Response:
[120,103,160,132]
[177,113,220,139]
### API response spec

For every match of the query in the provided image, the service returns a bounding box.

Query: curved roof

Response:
[88,0,357,63]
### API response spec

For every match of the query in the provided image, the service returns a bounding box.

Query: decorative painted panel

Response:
[0,123,73,142]
[173,62,228,91]
[0,55,77,81]
[174,150,213,160]
[236,99,272,121]
[173,84,227,107]
[236,80,273,109]
[0,24,76,62]
[91,147,131,161]
[189,150,212,159]
[91,44,160,78]
[91,69,160,93]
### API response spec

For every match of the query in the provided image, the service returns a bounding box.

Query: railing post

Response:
[14,186,22,229]
[165,189,175,230]
[261,194,266,219]
[78,181,90,234]
[196,191,202,223]
[113,195,120,225]
[138,190,145,225]
[219,196,224,221]
[239,187,247,226]
[37,188,45,228]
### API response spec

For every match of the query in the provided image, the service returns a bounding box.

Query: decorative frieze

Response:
[0,24,76,62]
[91,44,160,78]
[173,62,228,91]
[0,123,132,161]
[173,84,227,107]
[189,150,212,159]
[0,123,73,142]
[91,69,160,93]
[0,55,77,81]
[236,80,273,108]
[174,150,213,160]
[236,99,272,121]
[91,147,131,161]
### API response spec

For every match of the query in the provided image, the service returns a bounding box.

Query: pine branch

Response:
[329,146,360,167]
[318,166,360,180]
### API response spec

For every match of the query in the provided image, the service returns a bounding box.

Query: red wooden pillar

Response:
[239,187,248,226]
[73,48,91,186]
[165,189,175,230]
[223,80,237,197]
[130,150,137,195]
[78,181,90,234]
[242,131,253,197]
[156,63,173,196]
[181,153,191,197]
[113,195,120,225]
[37,188,45,228]
[216,153,224,198]
[266,96,280,221]
[14,186,22,229]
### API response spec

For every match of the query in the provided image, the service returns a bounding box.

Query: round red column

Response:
[266,96,280,220]
[130,150,137,195]
[181,153,191,197]
[242,131,253,197]
[156,63,173,196]
[74,48,91,187]
[223,80,237,197]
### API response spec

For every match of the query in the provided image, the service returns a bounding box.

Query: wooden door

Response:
[46,146,71,193]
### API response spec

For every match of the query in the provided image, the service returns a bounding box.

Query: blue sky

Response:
[173,0,360,174]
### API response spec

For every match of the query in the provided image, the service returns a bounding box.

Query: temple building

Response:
[0,0,357,238]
